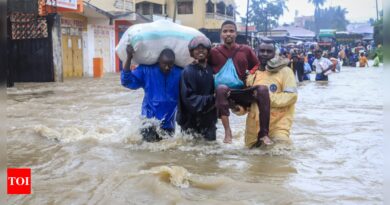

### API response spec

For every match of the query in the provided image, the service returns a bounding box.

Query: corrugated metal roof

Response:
[347,23,373,34]
[273,26,316,38]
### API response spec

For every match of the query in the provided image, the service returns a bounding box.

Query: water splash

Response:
[135,165,233,190]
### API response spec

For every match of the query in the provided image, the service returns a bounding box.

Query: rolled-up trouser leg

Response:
[215,84,231,117]
[253,85,270,138]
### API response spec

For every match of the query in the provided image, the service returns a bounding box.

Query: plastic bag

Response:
[116,20,206,67]
[214,59,244,89]
[304,62,312,74]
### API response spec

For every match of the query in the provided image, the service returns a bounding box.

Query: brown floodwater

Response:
[7,66,383,204]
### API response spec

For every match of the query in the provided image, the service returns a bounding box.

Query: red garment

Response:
[209,44,259,81]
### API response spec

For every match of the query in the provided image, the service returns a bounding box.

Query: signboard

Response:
[46,0,77,10]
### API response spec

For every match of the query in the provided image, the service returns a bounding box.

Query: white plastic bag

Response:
[116,20,206,68]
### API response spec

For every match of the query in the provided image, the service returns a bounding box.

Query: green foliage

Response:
[247,0,287,33]
[373,14,383,46]
[305,6,349,33]
[308,0,326,8]
[374,46,383,62]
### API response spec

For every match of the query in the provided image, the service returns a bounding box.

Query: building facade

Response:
[134,0,237,43]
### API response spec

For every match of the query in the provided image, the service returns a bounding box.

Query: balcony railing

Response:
[205,13,234,21]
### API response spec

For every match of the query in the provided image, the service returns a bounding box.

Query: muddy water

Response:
[7,66,383,204]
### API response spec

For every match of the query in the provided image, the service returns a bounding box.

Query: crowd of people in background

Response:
[274,41,382,82]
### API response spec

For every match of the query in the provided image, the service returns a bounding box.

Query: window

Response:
[177,1,193,14]
[216,2,225,15]
[206,0,214,13]
[136,4,141,13]
[153,3,162,14]
[226,5,234,16]
[142,2,151,15]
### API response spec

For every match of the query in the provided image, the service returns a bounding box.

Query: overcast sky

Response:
[235,0,383,24]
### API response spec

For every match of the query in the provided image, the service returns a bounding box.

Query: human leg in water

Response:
[230,86,273,146]
[251,85,273,146]
[215,85,233,144]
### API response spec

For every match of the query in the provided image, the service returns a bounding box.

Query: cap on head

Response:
[188,36,212,52]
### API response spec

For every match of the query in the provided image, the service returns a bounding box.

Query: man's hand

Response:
[124,45,134,71]
[126,44,134,61]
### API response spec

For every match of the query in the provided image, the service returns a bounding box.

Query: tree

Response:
[308,0,327,33]
[305,6,349,31]
[373,12,383,46]
[248,0,287,35]
[308,0,326,9]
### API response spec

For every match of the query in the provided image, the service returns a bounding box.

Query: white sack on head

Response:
[116,20,207,68]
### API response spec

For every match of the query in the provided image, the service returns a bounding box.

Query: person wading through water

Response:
[236,41,298,148]
[208,20,272,145]
[121,45,182,142]
[177,36,217,141]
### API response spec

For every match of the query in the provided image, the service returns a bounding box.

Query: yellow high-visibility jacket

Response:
[235,66,298,147]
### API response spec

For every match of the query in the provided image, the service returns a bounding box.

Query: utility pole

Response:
[375,0,379,21]
[264,11,268,37]
[173,0,177,22]
[245,0,250,44]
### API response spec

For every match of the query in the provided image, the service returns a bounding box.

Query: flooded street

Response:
[7,66,383,204]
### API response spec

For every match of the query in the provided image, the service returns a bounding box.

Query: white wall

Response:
[82,31,90,77]
[85,17,115,76]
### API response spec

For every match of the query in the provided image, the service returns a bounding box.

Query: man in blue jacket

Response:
[121,45,182,142]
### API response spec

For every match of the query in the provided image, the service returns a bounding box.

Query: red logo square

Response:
[7,168,31,194]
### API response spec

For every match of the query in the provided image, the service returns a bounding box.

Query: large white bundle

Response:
[116,20,206,68]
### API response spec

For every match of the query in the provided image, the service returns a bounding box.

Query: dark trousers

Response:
[315,73,328,81]
[294,62,305,82]
[181,126,216,141]
[140,126,174,142]
[215,85,270,138]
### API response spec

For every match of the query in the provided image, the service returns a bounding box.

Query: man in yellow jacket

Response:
[234,41,298,147]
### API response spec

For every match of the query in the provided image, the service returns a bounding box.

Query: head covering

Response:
[188,36,212,51]
[266,56,290,73]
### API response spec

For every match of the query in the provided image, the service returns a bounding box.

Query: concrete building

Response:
[347,23,374,41]
[133,0,237,43]
[260,26,316,44]
[58,0,149,77]
[294,16,314,28]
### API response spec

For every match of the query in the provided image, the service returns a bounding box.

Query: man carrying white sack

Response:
[121,45,183,142]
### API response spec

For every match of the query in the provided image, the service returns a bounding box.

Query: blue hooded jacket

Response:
[121,64,182,130]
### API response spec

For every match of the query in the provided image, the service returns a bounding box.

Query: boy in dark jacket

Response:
[176,36,217,140]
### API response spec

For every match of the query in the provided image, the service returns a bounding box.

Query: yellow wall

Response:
[204,19,224,29]
[166,0,205,29]
[136,0,233,29]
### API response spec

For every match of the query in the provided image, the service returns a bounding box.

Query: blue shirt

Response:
[121,64,182,129]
